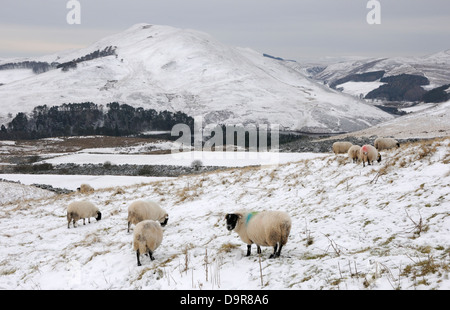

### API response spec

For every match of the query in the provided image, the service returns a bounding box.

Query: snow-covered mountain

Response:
[0,24,393,134]
[301,50,450,103]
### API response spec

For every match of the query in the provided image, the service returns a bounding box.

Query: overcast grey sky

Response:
[1,0,450,61]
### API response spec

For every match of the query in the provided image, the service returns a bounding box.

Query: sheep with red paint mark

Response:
[360,144,381,167]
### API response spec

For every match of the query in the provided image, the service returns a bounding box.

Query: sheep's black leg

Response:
[127,221,130,233]
[269,244,278,258]
[276,244,283,258]
[136,250,141,266]
[257,245,261,254]
[149,250,155,261]
[246,244,251,256]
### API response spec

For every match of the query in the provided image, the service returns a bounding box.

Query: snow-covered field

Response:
[0,174,173,193]
[1,138,449,290]
[39,151,326,168]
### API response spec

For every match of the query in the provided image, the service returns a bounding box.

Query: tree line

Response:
[0,46,117,74]
[0,102,194,140]
[56,46,117,71]
[0,61,57,74]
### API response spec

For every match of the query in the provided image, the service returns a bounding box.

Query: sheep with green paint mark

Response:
[225,210,291,258]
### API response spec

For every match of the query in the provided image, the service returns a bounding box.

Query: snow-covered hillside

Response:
[329,100,450,140]
[1,138,448,290]
[302,50,450,99]
[0,180,55,205]
[0,24,392,133]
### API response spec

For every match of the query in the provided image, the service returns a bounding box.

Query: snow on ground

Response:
[0,69,35,85]
[0,174,174,192]
[40,151,327,167]
[337,81,385,97]
[0,138,449,290]
[328,100,450,140]
[0,181,55,205]
[77,140,181,154]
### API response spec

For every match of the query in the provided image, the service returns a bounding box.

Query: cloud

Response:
[0,0,449,60]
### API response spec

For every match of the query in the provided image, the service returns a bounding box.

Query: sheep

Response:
[225,210,291,258]
[77,183,94,194]
[332,141,353,154]
[127,200,168,233]
[133,220,163,266]
[347,145,361,163]
[67,200,102,228]
[374,138,400,151]
[360,144,382,167]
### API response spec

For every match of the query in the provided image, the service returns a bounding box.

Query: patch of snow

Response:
[0,174,173,191]
[40,151,328,167]
[337,81,385,97]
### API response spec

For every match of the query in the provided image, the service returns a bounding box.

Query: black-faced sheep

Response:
[347,145,361,163]
[67,200,102,228]
[127,200,168,233]
[374,138,400,151]
[360,144,382,167]
[332,141,353,154]
[77,183,94,194]
[225,210,291,258]
[133,220,163,266]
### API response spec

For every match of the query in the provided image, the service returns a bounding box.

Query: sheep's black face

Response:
[161,216,168,227]
[377,154,382,163]
[225,214,239,231]
[96,211,102,221]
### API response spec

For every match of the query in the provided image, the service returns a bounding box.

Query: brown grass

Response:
[2,136,163,156]
[218,243,240,254]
